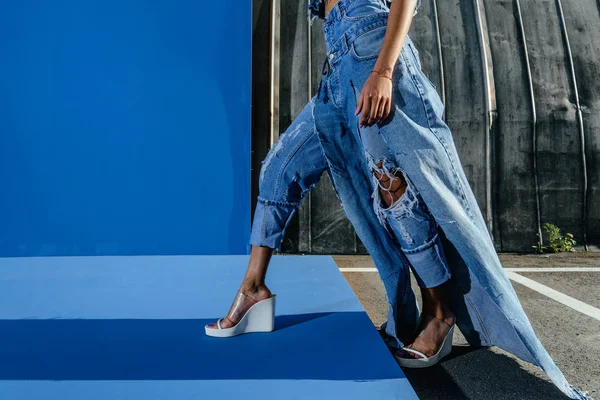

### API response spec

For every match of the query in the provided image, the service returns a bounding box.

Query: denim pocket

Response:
[350,25,386,61]
[342,2,387,20]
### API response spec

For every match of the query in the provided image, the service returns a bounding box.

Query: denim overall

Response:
[250,99,421,346]
[250,0,586,398]
[304,0,584,398]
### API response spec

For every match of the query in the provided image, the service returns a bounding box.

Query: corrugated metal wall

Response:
[252,0,600,253]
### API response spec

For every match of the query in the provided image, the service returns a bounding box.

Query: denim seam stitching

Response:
[260,202,268,248]
[257,196,299,208]
[430,127,474,221]
[348,25,388,61]
[407,42,432,89]
[399,263,412,306]
[380,255,401,280]
[278,208,299,252]
[330,71,342,109]
[350,42,380,61]
[341,5,388,22]
[273,128,317,199]
[462,287,493,344]
[454,277,493,344]
[402,50,435,129]
[346,19,389,47]
[401,232,440,254]
[398,50,475,222]
[326,15,388,65]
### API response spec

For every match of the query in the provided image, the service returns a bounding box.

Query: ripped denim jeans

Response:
[305,1,588,398]
[249,103,325,251]
[249,99,420,348]
[313,0,451,289]
[358,122,451,289]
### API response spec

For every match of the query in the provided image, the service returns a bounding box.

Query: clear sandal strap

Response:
[426,314,454,328]
[400,347,429,360]
[413,335,439,354]
[226,291,257,324]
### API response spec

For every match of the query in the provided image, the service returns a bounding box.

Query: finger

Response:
[368,96,381,126]
[366,97,377,126]
[355,90,364,116]
[380,98,391,123]
[358,92,367,125]
[357,94,366,124]
[375,97,386,121]
[382,99,392,120]
[360,95,372,126]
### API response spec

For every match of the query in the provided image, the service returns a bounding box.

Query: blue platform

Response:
[0,255,417,399]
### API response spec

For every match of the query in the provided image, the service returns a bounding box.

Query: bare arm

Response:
[355,0,418,126]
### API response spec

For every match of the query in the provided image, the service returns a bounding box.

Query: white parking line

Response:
[338,267,600,321]
[505,267,600,272]
[506,271,600,321]
[339,267,379,272]
[339,267,600,273]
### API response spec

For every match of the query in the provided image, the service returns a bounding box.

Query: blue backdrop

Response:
[0,1,251,256]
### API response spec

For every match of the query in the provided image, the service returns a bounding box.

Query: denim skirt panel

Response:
[311,1,586,398]
[249,98,420,347]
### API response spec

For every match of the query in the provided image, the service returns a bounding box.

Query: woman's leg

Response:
[357,122,455,359]
[316,11,456,356]
[207,101,326,329]
[312,90,421,346]
[375,167,455,359]
[208,99,419,345]
[205,245,274,329]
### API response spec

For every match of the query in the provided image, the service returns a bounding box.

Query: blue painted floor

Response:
[0,255,417,399]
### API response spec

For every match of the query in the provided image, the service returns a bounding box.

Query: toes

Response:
[396,348,423,359]
[206,319,223,329]
[400,350,412,358]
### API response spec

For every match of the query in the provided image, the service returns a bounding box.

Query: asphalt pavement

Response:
[334,252,600,399]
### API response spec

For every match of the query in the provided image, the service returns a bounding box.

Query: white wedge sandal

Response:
[395,315,454,368]
[205,292,276,338]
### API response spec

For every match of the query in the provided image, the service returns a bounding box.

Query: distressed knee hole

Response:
[373,162,408,208]
[365,154,421,235]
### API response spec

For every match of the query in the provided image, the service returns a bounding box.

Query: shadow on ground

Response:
[403,346,568,399]
[0,312,404,381]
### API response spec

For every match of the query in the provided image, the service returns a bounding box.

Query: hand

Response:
[355,71,392,127]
